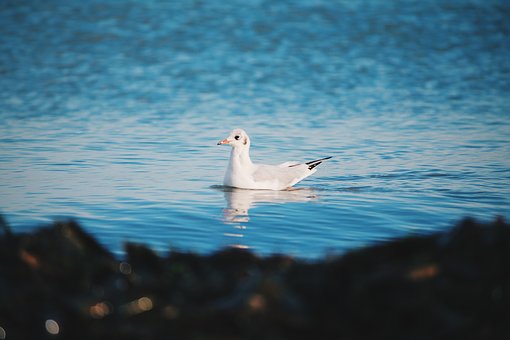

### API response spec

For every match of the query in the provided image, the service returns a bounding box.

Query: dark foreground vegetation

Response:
[0,216,509,340]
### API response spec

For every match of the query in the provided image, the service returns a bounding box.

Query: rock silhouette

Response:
[0,216,508,339]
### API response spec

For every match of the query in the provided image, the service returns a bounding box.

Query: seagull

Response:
[217,128,331,190]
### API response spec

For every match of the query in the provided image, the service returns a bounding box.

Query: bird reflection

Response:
[220,187,318,249]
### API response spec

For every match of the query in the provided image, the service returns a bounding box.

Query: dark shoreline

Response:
[0,216,509,339]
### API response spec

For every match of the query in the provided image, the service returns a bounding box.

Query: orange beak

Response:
[217,139,230,145]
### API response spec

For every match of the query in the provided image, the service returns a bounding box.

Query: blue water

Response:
[1,0,509,258]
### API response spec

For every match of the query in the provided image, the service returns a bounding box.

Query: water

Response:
[1,0,509,258]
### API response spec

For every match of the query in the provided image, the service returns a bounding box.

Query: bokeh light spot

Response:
[45,319,59,335]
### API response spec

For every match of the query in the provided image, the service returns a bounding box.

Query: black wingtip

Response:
[308,162,322,170]
[305,156,332,165]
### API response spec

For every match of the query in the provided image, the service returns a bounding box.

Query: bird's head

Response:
[217,128,250,148]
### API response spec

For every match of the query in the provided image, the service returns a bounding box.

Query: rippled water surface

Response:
[1,0,509,258]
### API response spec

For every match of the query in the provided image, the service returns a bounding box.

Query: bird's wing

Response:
[279,157,332,169]
[252,164,312,189]
[249,157,331,190]
[277,161,300,168]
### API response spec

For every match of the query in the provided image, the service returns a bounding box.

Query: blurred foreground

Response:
[0,216,509,339]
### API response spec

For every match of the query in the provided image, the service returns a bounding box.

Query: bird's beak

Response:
[217,139,230,145]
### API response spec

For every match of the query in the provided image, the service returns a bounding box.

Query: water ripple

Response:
[0,0,509,258]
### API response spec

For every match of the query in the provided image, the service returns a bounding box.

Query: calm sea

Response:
[1,0,509,258]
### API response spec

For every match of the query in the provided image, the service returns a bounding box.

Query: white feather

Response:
[218,129,329,190]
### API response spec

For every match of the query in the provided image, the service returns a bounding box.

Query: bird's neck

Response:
[229,146,253,169]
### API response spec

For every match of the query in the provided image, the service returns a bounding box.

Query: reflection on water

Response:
[220,187,317,249]
[222,187,317,223]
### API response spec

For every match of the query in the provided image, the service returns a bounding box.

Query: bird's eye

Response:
[234,135,240,140]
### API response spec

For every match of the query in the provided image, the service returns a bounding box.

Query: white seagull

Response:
[217,128,331,190]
